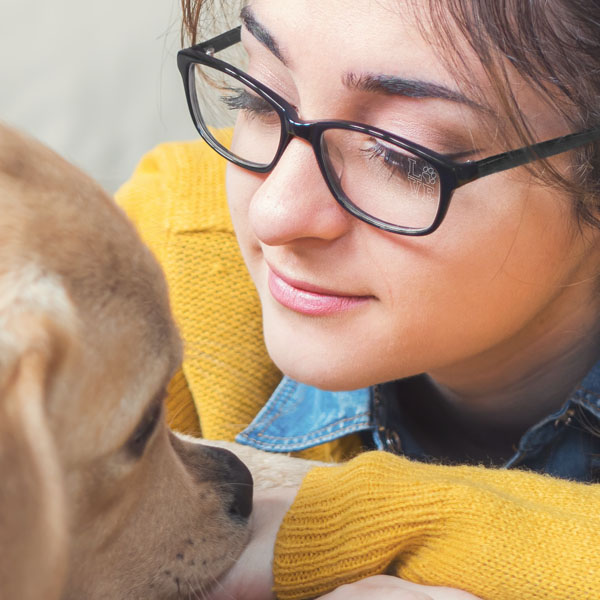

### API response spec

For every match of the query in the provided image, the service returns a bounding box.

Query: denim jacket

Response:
[236,363,600,483]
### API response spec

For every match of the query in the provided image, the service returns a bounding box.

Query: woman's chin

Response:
[264,338,374,391]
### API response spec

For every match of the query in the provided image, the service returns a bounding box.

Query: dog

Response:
[0,123,267,600]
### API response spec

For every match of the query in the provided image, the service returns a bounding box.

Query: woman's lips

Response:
[267,267,371,316]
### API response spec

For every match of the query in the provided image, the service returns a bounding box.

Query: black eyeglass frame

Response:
[178,26,600,236]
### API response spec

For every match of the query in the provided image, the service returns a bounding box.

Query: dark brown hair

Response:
[180,0,600,226]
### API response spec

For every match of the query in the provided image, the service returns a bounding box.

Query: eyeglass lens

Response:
[190,56,283,167]
[189,57,443,230]
[320,129,441,230]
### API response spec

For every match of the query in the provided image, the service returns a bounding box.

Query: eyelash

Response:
[221,88,276,118]
[362,142,425,179]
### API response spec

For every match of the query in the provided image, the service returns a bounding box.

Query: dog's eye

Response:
[126,397,163,458]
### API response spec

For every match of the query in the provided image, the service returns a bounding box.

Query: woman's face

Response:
[226,0,600,392]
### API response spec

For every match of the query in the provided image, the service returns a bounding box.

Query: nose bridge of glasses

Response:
[285,117,322,148]
[274,118,340,200]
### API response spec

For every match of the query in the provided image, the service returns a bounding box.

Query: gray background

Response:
[0,0,200,192]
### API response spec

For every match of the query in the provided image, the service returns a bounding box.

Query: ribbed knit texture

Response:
[275,451,600,599]
[165,369,200,436]
[117,139,599,599]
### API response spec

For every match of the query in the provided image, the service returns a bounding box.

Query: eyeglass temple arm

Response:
[191,25,242,54]
[456,127,600,186]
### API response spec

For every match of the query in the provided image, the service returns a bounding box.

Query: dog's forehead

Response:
[0,125,176,346]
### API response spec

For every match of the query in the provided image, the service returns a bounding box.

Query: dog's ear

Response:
[0,311,72,600]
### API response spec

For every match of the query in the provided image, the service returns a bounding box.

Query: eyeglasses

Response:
[177,26,600,236]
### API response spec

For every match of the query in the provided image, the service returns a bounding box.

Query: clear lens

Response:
[189,61,283,168]
[321,128,442,230]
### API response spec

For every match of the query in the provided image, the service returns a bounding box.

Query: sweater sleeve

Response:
[273,451,599,600]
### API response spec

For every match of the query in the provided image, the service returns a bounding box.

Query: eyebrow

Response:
[240,5,288,65]
[343,72,488,112]
[239,7,486,114]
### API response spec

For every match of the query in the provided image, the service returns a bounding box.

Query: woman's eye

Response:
[362,142,415,179]
[220,87,276,118]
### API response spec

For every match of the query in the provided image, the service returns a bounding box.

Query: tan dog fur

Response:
[188,437,326,491]
[0,124,263,600]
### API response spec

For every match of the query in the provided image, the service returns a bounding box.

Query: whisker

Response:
[206,570,238,600]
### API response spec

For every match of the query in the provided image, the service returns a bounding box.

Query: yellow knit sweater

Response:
[116,140,600,600]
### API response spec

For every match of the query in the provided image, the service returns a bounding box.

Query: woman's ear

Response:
[0,313,72,600]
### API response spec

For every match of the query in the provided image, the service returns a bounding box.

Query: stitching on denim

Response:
[573,386,600,404]
[580,398,600,413]
[245,379,302,434]
[570,388,600,420]
[243,380,371,439]
[236,413,370,445]
[573,385,600,394]
[252,411,371,442]
[238,422,373,451]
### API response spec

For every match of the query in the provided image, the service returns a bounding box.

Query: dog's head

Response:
[0,124,252,599]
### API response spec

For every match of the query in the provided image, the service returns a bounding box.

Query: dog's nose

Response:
[226,453,253,520]
[213,448,254,520]
[168,435,254,520]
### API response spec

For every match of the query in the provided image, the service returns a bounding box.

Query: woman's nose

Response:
[248,137,353,246]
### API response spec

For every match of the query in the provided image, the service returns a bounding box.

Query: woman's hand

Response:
[208,486,298,600]
[318,575,482,600]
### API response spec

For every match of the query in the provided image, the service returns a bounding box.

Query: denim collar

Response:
[505,363,600,472]
[236,362,600,480]
[235,376,372,452]
[234,375,445,454]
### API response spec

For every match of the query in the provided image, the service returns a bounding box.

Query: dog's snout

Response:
[169,435,254,520]
[217,448,253,520]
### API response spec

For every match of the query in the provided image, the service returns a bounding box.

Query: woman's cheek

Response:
[226,164,263,262]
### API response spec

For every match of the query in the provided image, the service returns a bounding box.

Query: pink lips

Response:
[267,267,371,316]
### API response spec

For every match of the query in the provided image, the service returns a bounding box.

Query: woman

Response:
[117,0,600,598]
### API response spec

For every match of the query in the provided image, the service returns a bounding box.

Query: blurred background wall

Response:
[0,0,202,192]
